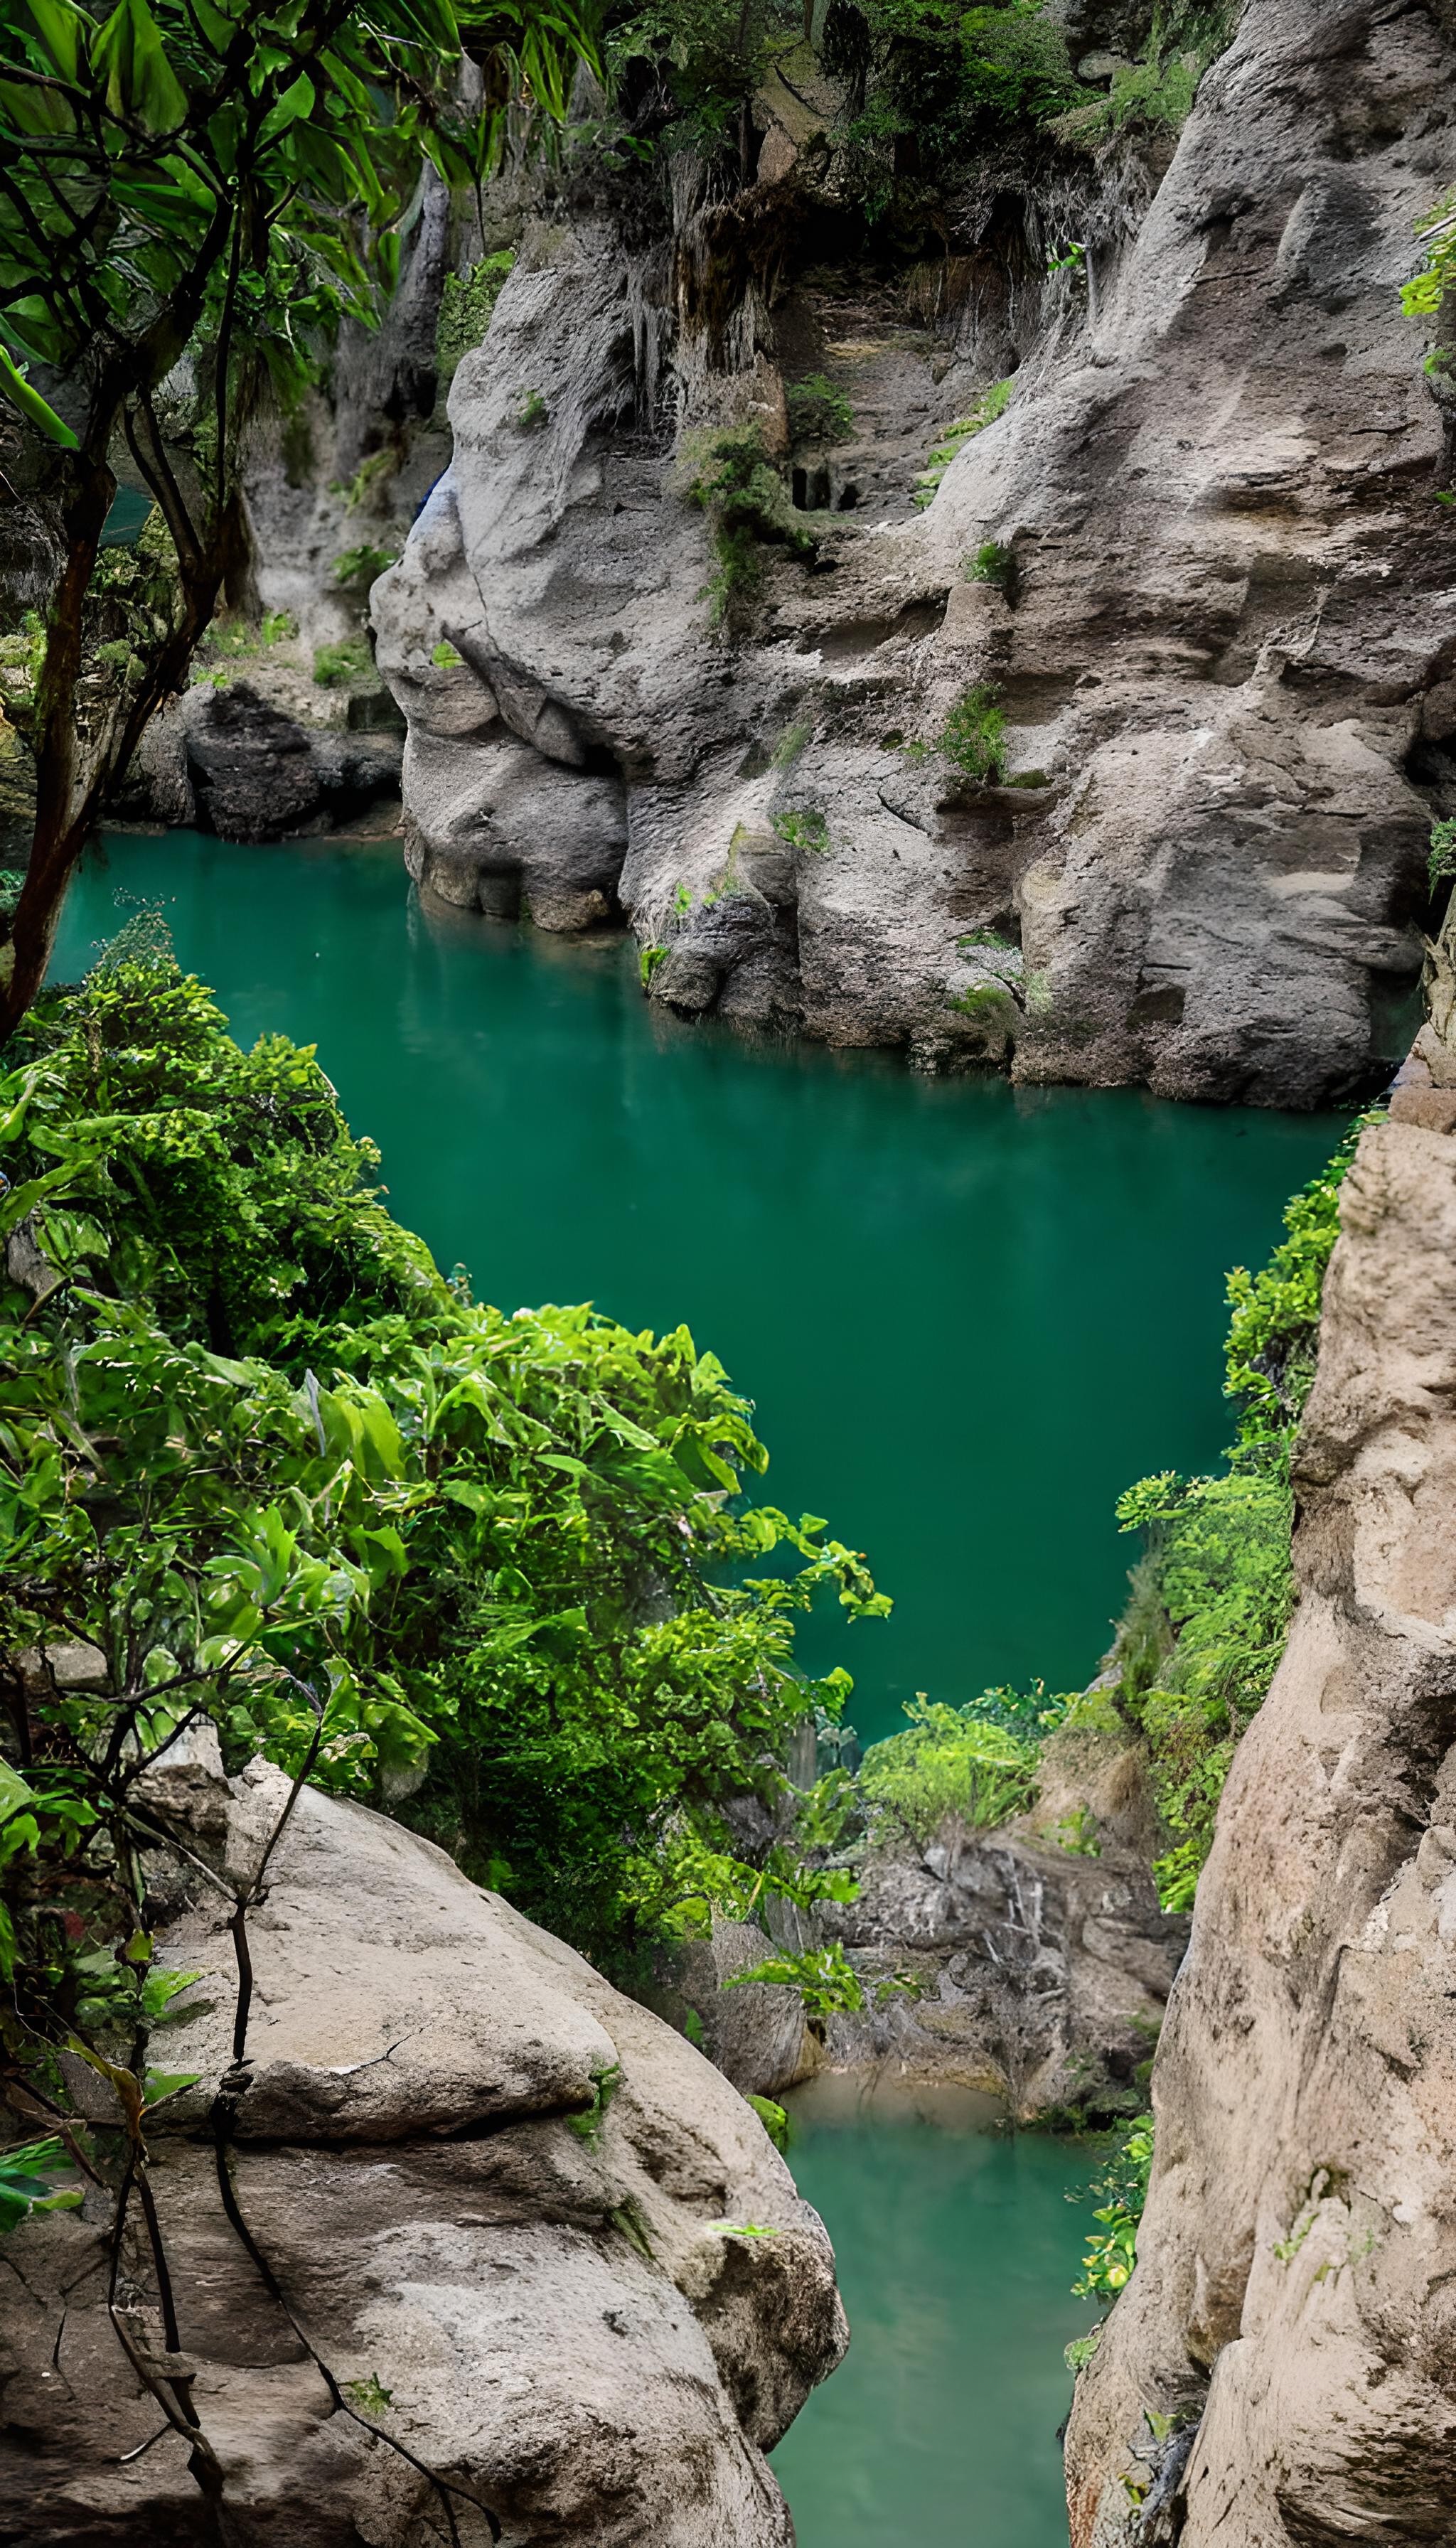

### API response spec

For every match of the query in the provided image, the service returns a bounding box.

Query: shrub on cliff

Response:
[1110,1123,1368,1909]
[0,937,888,2056]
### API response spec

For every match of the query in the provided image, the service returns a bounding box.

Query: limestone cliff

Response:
[1063,1067,1456,2540]
[0,1759,845,2545]
[373,0,1456,1105]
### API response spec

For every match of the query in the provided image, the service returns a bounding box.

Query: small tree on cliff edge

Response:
[0,0,594,1036]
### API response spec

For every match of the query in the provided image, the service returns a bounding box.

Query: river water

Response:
[55,831,1344,2543]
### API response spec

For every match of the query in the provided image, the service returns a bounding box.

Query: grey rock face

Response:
[118,679,402,842]
[374,1,1456,1103]
[1064,1092,1456,2544]
[0,1762,845,2546]
[821,1810,1187,2119]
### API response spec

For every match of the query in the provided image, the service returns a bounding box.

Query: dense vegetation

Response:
[0,0,594,1033]
[601,0,1233,233]
[0,934,889,2170]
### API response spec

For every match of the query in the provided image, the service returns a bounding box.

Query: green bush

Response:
[1429,814,1456,889]
[914,379,1012,509]
[771,807,829,853]
[434,250,515,385]
[941,681,1005,780]
[687,424,815,627]
[786,374,855,444]
[313,636,373,687]
[0,944,890,2046]
[968,539,1017,597]
[1109,1119,1368,1910]
[1072,2113,1154,2301]
[1054,3,1233,146]
[858,1696,1039,1843]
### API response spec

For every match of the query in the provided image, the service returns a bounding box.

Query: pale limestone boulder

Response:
[0,1762,846,2546]
[1065,1107,1456,2544]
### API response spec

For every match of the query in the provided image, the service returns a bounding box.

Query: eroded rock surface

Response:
[374,1,1455,1102]
[1064,1095,1456,2542]
[116,678,402,842]
[0,1762,845,2546]
[822,1810,1187,2120]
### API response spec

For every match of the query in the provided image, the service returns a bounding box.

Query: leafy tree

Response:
[0,938,889,2063]
[0,0,596,1037]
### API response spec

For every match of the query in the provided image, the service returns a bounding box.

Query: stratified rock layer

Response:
[1064,1093,1456,2543]
[374,0,1455,1104]
[0,1762,845,2547]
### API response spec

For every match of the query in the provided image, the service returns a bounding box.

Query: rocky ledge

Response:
[373,0,1456,1106]
[0,1759,845,2546]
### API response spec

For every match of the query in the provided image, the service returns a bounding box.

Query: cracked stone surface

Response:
[0,1762,846,2547]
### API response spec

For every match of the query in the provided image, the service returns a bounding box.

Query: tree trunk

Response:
[0,444,114,1036]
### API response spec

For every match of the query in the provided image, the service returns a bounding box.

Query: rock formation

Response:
[119,678,403,842]
[1064,1059,1456,2540]
[373,0,1456,1104]
[0,1760,846,2546]
[821,1797,1187,2121]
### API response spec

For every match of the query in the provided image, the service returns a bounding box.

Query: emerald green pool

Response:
[774,2090,1101,2548]
[60,832,1340,1750]
[55,830,1344,2543]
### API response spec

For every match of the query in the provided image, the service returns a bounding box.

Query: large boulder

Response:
[0,1760,846,2546]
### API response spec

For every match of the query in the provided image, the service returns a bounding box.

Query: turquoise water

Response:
[776,2099,1100,2548]
[53,828,1344,2545]
[58,831,1342,1749]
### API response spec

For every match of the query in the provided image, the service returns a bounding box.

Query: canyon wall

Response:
[373,0,1456,1105]
[1064,1033,1456,2542]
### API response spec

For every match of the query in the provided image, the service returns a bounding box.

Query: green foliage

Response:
[1223,1126,1362,1450]
[312,637,373,688]
[823,1,1083,227]
[1110,1121,1365,1911]
[261,610,298,647]
[332,545,399,592]
[746,2092,791,2151]
[0,945,889,2077]
[0,0,595,451]
[726,1939,867,2019]
[1403,191,1456,323]
[686,425,814,628]
[1429,815,1456,889]
[516,387,549,429]
[0,2135,82,2232]
[638,943,668,986]
[1055,4,1231,146]
[431,639,464,668]
[435,251,515,385]
[913,379,1013,509]
[1071,2113,1154,2301]
[858,1696,1039,1843]
[343,2375,395,2414]
[786,374,855,444]
[940,682,1005,781]
[1064,2326,1102,2375]
[967,539,1017,596]
[770,807,829,854]
[604,0,798,159]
